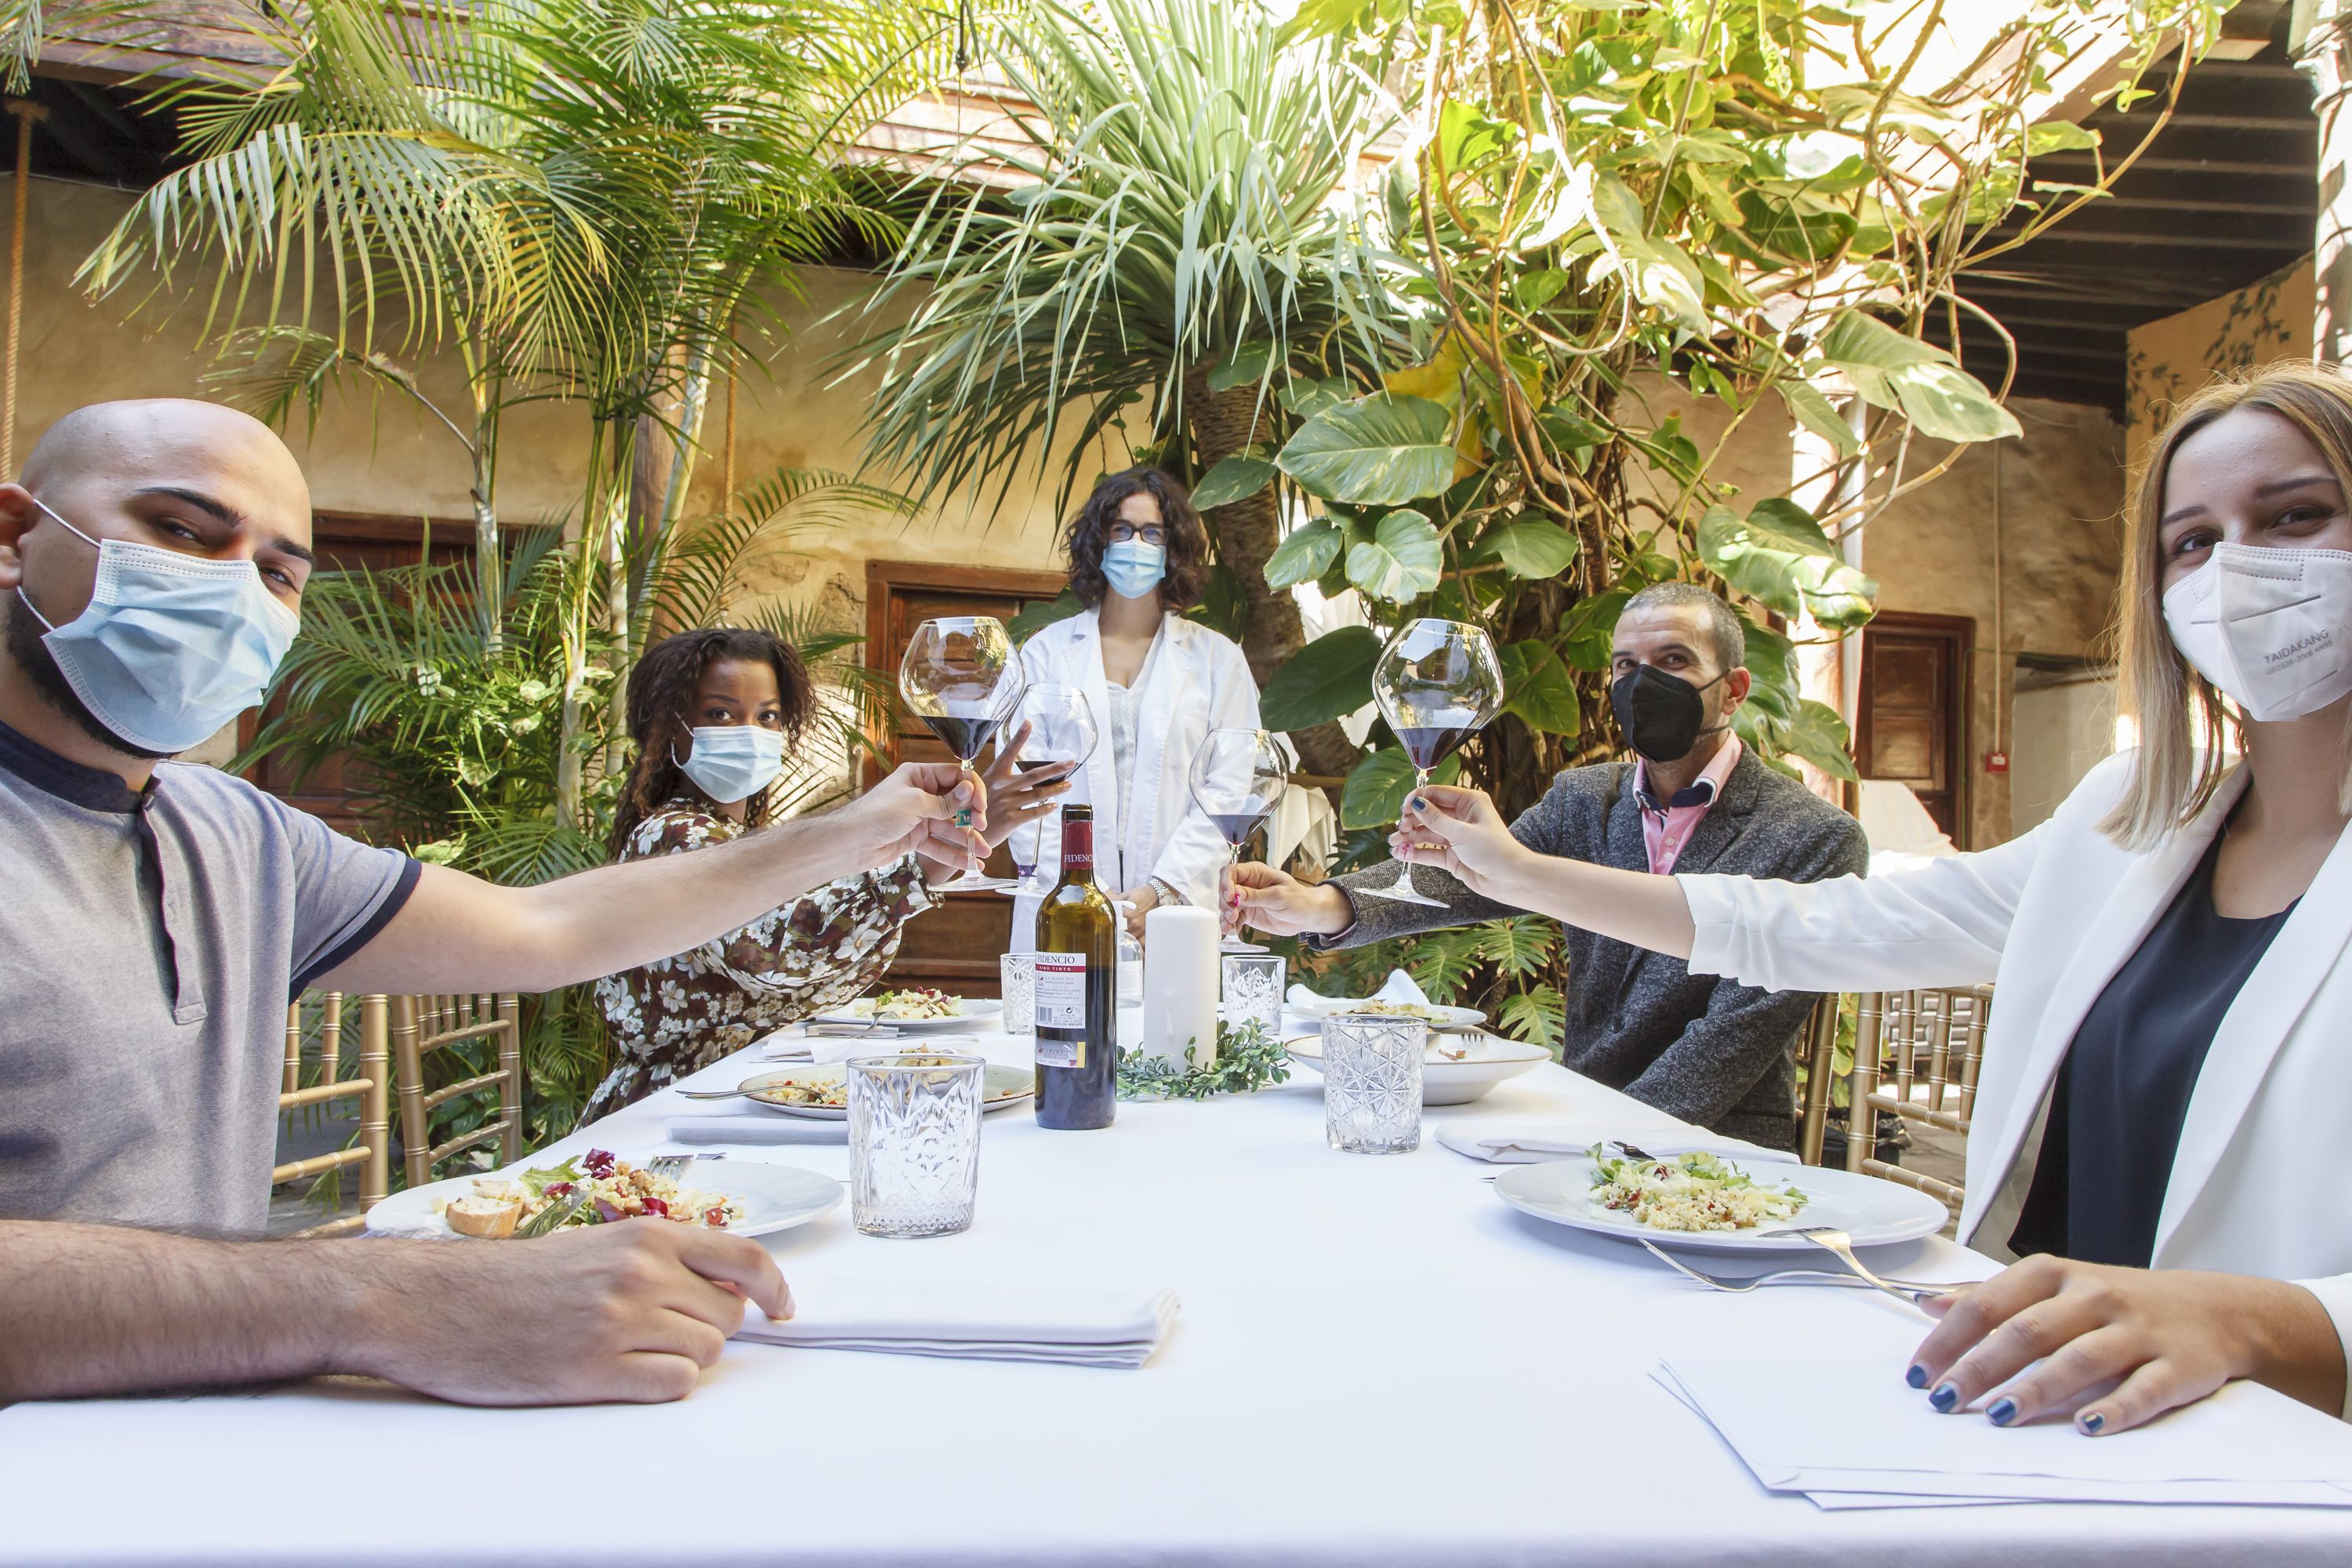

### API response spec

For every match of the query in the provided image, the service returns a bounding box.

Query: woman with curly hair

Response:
[1012,467,1262,945]
[586,626,1069,1116]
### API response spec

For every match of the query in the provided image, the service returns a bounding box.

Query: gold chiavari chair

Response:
[1792,993,1842,1167]
[391,993,524,1188]
[1845,985,1992,1215]
[270,992,391,1236]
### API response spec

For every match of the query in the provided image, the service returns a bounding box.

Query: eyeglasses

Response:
[1106,523,1168,546]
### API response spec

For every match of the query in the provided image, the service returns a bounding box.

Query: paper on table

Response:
[1655,1359,2352,1508]
[734,1273,1179,1369]
[1287,968,1428,1011]
[663,1113,848,1145]
[1436,1122,1799,1167]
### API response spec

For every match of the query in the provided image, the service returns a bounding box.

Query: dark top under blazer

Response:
[1313,750,1870,1148]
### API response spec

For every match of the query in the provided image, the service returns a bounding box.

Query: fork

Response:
[644,1154,697,1183]
[1763,1225,1965,1308]
[1635,1236,1961,1302]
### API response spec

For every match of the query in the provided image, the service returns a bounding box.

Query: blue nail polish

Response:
[1987,1397,2017,1427]
[1904,1363,1929,1389]
[1410,796,1426,811]
[2079,1412,2105,1435]
[1929,1382,1959,1413]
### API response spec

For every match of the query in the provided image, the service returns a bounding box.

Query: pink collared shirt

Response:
[1635,735,1743,875]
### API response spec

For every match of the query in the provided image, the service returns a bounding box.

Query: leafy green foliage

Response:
[1498,640,1580,736]
[1258,625,1380,731]
[1116,1019,1291,1101]
[1497,985,1566,1055]
[1010,588,1088,644]
[1191,454,1280,510]
[1697,499,1878,632]
[1276,395,1458,507]
[1471,517,1578,580]
[1345,508,1444,601]
[1340,746,1462,830]
[1265,521,1345,589]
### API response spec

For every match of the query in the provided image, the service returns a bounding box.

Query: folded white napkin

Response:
[1287,968,1429,1011]
[735,1274,1180,1369]
[1436,1122,1801,1167]
[663,1113,848,1145]
[1656,1358,2352,1509]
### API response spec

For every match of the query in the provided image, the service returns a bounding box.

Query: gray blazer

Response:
[1313,750,1869,1149]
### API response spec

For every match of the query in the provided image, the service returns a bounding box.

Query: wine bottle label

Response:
[1033,953,1087,1068]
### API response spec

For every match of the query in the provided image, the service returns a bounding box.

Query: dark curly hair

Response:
[608,627,814,857]
[1064,467,1210,612]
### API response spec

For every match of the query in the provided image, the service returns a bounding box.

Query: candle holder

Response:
[1321,1012,1425,1154]
[1220,953,1284,1039]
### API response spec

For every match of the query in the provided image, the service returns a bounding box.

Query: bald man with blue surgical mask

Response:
[0,399,992,1408]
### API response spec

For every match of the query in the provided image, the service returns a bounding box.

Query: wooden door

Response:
[245,514,475,839]
[866,559,1071,990]
[1857,612,1972,848]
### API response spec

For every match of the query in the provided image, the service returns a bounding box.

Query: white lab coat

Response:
[1679,750,2352,1400]
[1010,609,1261,949]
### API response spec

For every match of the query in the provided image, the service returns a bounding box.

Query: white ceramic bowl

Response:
[1284,1029,1549,1105]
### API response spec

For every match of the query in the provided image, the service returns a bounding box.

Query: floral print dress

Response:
[586,799,940,1118]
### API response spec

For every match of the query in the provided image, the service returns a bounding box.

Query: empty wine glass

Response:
[1359,619,1504,906]
[1000,682,1098,898]
[899,616,1023,890]
[1189,726,1290,952]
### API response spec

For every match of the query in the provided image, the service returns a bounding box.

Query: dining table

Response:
[5,1014,2350,1568]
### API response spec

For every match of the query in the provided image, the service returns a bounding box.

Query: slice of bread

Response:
[445,1195,523,1240]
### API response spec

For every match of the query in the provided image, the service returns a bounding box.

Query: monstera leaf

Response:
[1276,396,1457,506]
[1340,746,1463,830]
[1191,454,1278,510]
[1818,309,2020,444]
[1259,625,1380,731]
[1472,517,1579,580]
[1697,499,1878,630]
[1499,639,1581,736]
[1264,520,1345,589]
[1345,509,1443,602]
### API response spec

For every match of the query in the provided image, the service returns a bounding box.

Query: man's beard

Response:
[2,592,172,761]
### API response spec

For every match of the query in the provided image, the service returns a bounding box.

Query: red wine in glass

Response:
[922,714,1004,762]
[1015,756,1073,774]
[1207,811,1272,848]
[1396,726,1475,774]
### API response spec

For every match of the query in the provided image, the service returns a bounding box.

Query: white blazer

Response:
[1679,751,2352,1386]
[1010,609,1262,948]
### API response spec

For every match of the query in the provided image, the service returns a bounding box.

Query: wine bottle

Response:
[1033,803,1117,1129]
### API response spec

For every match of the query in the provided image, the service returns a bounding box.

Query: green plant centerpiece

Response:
[1117,1020,1293,1102]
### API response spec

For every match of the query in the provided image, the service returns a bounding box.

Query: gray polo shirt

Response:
[0,720,419,1236]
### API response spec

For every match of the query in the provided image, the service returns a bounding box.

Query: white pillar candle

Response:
[1142,906,1221,1070]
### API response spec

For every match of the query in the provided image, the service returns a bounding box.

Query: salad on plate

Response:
[435,1149,744,1239]
[1586,1145,1807,1234]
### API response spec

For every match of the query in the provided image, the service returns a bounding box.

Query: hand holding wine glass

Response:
[1000,684,1099,897]
[898,616,1024,889]
[1188,727,1290,951]
[1359,619,1505,906]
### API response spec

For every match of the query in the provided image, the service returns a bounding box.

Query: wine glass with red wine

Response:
[898,616,1023,890]
[1188,726,1290,952]
[1359,619,1504,906]
[1000,682,1098,898]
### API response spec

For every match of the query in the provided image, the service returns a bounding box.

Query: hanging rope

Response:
[722,363,738,510]
[3,99,48,480]
[953,0,973,73]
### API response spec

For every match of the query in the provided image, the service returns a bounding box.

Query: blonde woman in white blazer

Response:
[1373,363,2352,1437]
[1012,468,1261,946]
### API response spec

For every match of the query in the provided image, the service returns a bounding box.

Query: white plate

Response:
[1286,1030,1548,1105]
[810,997,1004,1033]
[1283,996,1486,1028]
[365,1157,843,1240]
[737,1063,1036,1120]
[1491,1157,1949,1253]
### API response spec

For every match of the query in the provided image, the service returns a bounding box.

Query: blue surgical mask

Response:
[675,724,785,804]
[1101,539,1166,600]
[14,498,300,755]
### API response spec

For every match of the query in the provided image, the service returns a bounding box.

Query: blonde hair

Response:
[2103,361,2352,848]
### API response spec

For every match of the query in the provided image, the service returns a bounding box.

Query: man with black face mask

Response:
[1225,582,1865,1149]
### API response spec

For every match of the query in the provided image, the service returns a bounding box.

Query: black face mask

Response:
[1610,663,1729,764]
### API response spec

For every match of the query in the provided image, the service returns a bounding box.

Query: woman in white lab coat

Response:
[1340,363,2352,1436]
[1013,467,1261,945]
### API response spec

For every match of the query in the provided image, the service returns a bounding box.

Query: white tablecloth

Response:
[7,1029,2350,1566]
